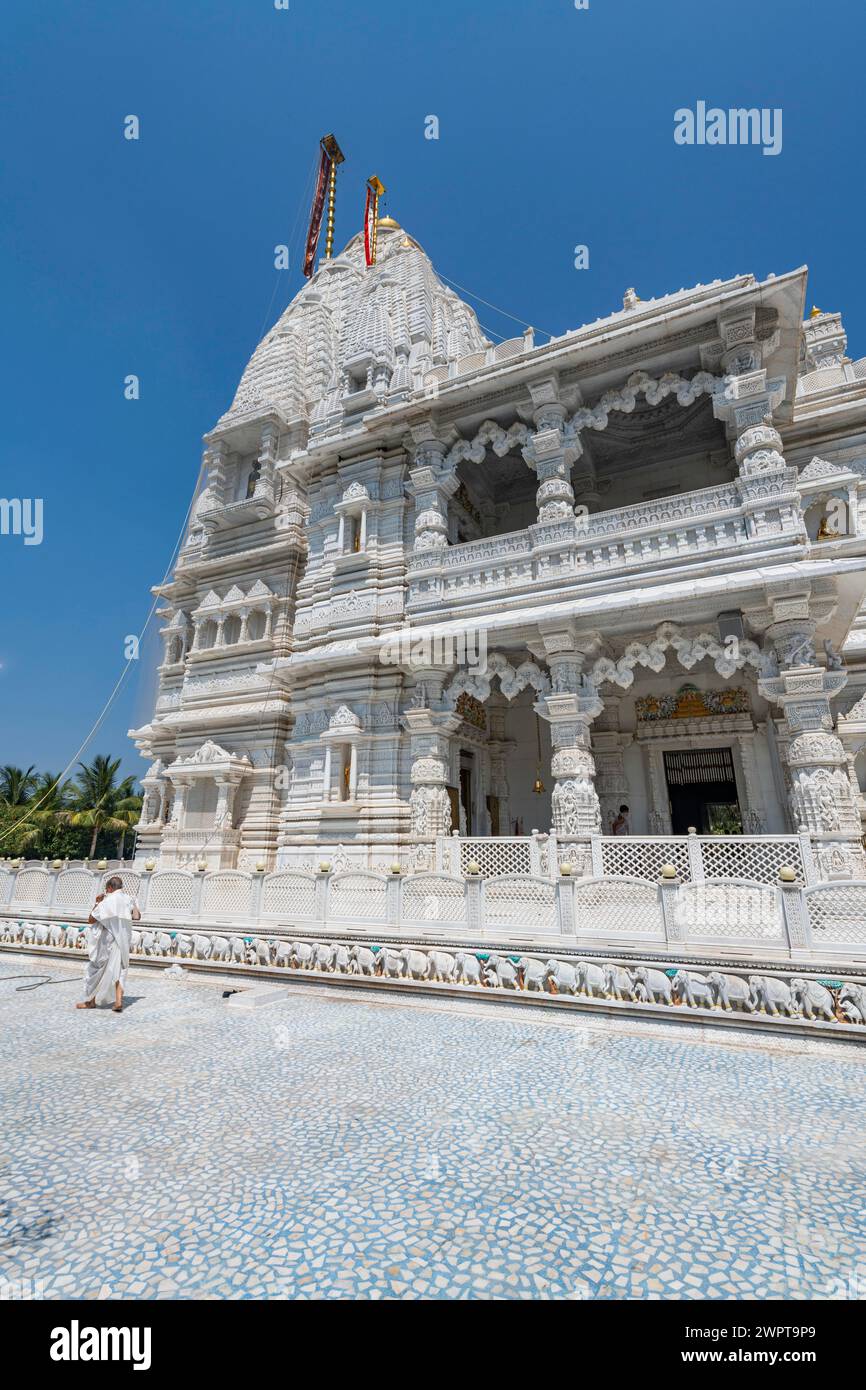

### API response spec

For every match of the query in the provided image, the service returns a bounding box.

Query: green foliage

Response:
[0,756,141,860]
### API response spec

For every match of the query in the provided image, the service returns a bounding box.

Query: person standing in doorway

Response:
[76,876,140,1014]
[611,804,630,836]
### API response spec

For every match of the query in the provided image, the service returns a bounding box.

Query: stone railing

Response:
[2,860,866,964]
[406,478,804,614]
[434,832,817,886]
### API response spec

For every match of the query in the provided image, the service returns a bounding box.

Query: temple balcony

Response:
[406,473,805,617]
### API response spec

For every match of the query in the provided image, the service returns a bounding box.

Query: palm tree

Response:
[0,765,37,807]
[12,772,73,853]
[58,755,142,859]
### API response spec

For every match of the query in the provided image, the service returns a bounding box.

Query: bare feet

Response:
[75,1000,96,1010]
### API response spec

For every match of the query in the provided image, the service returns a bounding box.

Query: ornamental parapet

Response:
[406,475,806,614]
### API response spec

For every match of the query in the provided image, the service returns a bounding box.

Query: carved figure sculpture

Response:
[789,976,835,1022]
[749,975,793,1016]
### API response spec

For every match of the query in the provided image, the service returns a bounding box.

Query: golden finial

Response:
[809,305,823,319]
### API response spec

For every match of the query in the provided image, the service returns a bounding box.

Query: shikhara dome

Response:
[219,220,490,427]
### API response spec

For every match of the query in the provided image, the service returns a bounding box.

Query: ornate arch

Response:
[445,420,531,469]
[444,652,551,706]
[590,622,773,690]
[564,370,725,443]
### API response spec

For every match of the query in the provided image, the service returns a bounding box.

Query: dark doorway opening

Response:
[664,747,742,835]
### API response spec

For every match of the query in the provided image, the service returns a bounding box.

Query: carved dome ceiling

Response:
[219,222,489,429]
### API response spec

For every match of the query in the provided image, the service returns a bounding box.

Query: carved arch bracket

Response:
[591,622,774,690]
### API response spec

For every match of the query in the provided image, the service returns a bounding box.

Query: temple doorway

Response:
[663,747,743,835]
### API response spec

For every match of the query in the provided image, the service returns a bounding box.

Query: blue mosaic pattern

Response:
[1,957,864,1300]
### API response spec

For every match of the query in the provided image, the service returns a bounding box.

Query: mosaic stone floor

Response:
[1,955,864,1301]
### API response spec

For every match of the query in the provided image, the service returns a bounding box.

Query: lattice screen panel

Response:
[459,839,533,877]
[11,869,51,904]
[677,883,783,940]
[147,872,194,915]
[54,871,97,909]
[574,879,664,935]
[262,873,317,919]
[699,838,803,885]
[329,872,389,922]
[201,873,251,917]
[600,838,691,882]
[805,885,866,944]
[402,874,467,926]
[484,876,556,931]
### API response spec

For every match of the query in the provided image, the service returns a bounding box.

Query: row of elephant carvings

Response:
[5,919,866,1027]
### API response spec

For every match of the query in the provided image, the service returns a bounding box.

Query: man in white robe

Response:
[76,876,141,1013]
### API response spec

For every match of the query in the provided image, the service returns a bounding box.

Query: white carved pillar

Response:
[536,647,603,836]
[322,746,332,803]
[644,745,671,835]
[734,733,767,833]
[759,611,860,841]
[205,439,230,509]
[402,691,460,841]
[406,428,458,552]
[522,380,582,524]
[169,780,189,829]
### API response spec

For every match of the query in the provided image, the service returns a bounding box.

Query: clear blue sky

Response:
[1,0,863,784]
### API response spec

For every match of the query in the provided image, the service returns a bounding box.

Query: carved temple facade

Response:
[129,220,866,879]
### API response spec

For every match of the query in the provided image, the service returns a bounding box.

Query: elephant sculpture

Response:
[706,971,754,1013]
[839,983,866,1024]
[426,949,456,983]
[154,932,174,957]
[632,968,673,1005]
[193,935,213,961]
[520,958,547,993]
[544,959,579,996]
[749,975,793,1017]
[347,944,377,976]
[452,951,482,985]
[313,943,335,972]
[603,963,637,1001]
[34,923,50,946]
[65,926,83,950]
[400,949,429,981]
[333,944,351,974]
[482,954,520,989]
[228,937,246,963]
[577,960,607,998]
[290,941,315,970]
[248,939,271,967]
[209,936,230,963]
[175,933,194,959]
[376,946,403,979]
[789,977,836,1022]
[672,970,713,1008]
[49,923,66,947]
